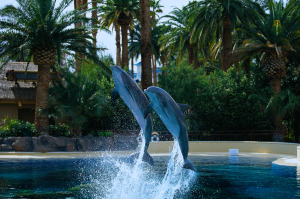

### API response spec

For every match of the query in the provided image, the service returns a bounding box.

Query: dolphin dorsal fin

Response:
[177,103,190,114]
[143,104,152,119]
[111,88,120,105]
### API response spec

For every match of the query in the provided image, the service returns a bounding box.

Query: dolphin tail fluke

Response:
[128,151,154,166]
[142,151,154,165]
[183,159,196,172]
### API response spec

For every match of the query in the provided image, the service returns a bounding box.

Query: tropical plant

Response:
[0,117,35,137]
[0,0,109,135]
[129,22,167,84]
[160,5,199,68]
[189,0,263,71]
[100,0,139,68]
[49,124,70,137]
[158,59,273,132]
[250,88,300,133]
[99,0,121,65]
[232,0,300,94]
[49,63,111,136]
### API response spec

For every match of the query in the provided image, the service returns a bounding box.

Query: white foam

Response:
[99,132,197,199]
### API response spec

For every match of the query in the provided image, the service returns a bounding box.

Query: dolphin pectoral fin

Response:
[111,88,120,105]
[144,104,152,119]
[177,103,190,114]
[183,159,196,172]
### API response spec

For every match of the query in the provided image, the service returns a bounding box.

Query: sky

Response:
[1,0,191,64]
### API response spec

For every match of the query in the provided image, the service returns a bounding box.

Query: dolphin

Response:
[111,65,154,165]
[144,86,196,171]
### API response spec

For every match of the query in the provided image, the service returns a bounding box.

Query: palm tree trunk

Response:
[92,0,98,48]
[115,21,121,66]
[130,29,134,78]
[74,0,87,73]
[222,12,233,72]
[193,47,199,69]
[270,78,281,94]
[121,24,129,68]
[152,54,157,86]
[188,44,194,66]
[35,64,51,135]
[140,0,152,90]
[242,57,251,76]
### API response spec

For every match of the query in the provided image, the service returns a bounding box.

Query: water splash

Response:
[100,131,197,199]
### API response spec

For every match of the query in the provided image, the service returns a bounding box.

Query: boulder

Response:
[66,138,76,152]
[12,137,34,151]
[32,137,51,152]
[3,137,17,145]
[67,143,75,152]
[1,144,13,151]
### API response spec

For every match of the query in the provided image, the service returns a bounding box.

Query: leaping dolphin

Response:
[144,86,196,171]
[111,65,154,165]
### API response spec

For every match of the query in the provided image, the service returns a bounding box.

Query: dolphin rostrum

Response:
[111,65,153,165]
[144,86,196,171]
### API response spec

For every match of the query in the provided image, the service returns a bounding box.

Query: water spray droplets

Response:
[102,136,196,199]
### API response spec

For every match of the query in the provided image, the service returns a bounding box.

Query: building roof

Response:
[0,62,37,102]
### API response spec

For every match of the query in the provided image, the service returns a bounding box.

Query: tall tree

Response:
[99,0,121,65]
[0,0,109,135]
[92,0,98,48]
[232,0,300,94]
[140,0,152,89]
[160,6,198,68]
[100,0,139,68]
[74,0,88,72]
[189,0,262,71]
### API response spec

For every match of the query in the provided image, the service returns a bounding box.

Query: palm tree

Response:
[140,0,152,89]
[189,0,263,71]
[100,0,139,69]
[49,67,110,136]
[251,89,300,133]
[0,0,108,135]
[99,0,121,66]
[74,0,88,72]
[92,0,98,48]
[129,22,165,85]
[159,6,199,69]
[232,0,300,93]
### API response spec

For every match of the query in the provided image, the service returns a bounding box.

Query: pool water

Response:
[0,154,299,198]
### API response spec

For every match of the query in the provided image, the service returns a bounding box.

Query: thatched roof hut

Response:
[0,62,37,103]
[0,62,37,125]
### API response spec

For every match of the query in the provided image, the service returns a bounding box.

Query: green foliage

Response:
[158,60,273,131]
[49,61,113,134]
[0,117,35,137]
[0,0,110,73]
[97,131,113,137]
[49,124,70,137]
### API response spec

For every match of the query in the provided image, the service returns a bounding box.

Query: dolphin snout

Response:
[111,65,122,72]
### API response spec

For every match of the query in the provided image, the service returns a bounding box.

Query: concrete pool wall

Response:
[1,141,299,163]
[148,141,300,156]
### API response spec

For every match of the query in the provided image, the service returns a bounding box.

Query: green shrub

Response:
[158,61,273,131]
[0,117,35,137]
[97,131,113,137]
[49,124,70,137]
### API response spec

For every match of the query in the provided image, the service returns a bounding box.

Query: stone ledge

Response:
[0,135,138,152]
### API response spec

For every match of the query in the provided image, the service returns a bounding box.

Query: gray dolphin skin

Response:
[111,65,154,165]
[144,86,196,171]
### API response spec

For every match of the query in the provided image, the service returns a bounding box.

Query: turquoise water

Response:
[0,154,299,198]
